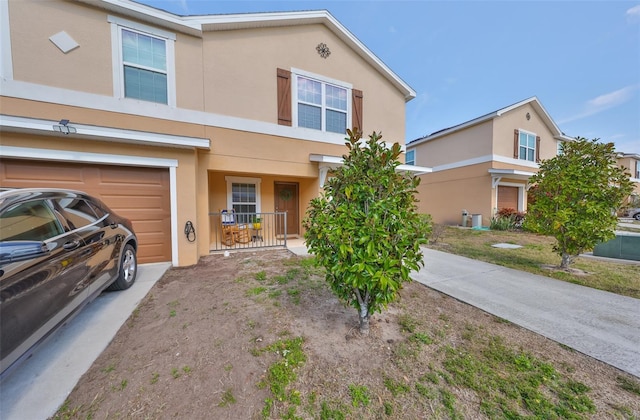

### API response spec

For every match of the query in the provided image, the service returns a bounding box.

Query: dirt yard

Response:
[53,249,640,419]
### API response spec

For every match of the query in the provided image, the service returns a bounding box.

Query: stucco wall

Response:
[411,120,493,168]
[415,163,494,226]
[9,0,113,95]
[493,103,560,161]
[8,0,206,111]
[201,24,407,143]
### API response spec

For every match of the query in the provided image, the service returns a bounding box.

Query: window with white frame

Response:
[635,160,640,179]
[518,131,536,162]
[405,150,415,166]
[109,16,175,106]
[225,176,261,223]
[295,73,349,134]
[557,141,564,156]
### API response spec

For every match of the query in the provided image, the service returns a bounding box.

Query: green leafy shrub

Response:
[303,130,428,333]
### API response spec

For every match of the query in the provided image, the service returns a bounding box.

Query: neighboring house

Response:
[617,153,640,208]
[407,97,573,226]
[0,0,418,266]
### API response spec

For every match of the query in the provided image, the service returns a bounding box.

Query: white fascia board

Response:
[0,114,209,149]
[398,164,432,174]
[555,134,574,142]
[309,154,432,174]
[495,97,538,116]
[309,154,343,164]
[0,145,178,168]
[488,169,535,177]
[429,154,540,173]
[75,0,202,36]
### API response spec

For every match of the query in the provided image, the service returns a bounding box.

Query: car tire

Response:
[107,243,137,291]
[634,213,640,221]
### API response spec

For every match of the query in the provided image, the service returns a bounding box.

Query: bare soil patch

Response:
[53,249,639,419]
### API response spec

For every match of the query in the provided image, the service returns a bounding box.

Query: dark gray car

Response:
[0,189,137,378]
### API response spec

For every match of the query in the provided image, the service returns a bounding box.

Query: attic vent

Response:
[49,31,79,54]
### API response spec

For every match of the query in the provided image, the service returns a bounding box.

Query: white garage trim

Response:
[494,182,525,213]
[0,145,180,266]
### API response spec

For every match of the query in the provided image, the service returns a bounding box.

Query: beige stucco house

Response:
[0,0,419,266]
[407,97,574,226]
[617,153,640,208]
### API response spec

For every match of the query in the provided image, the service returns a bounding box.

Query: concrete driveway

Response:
[0,262,171,420]
[411,248,640,378]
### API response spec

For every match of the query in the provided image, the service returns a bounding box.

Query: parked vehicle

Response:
[624,207,640,221]
[0,188,137,378]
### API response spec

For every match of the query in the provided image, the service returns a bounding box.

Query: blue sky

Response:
[137,0,640,154]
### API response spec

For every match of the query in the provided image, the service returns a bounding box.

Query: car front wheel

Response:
[107,244,137,291]
[634,213,640,221]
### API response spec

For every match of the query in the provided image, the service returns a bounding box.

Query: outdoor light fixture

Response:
[52,119,77,134]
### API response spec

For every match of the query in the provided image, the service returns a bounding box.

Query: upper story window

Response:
[519,131,536,162]
[634,160,640,179]
[405,149,415,166]
[296,75,348,134]
[514,129,540,163]
[277,68,360,135]
[108,16,176,106]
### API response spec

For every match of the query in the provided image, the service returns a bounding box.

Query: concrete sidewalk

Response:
[411,248,640,378]
[0,262,171,420]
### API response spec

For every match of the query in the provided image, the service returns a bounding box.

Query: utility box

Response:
[471,214,482,228]
[461,209,469,227]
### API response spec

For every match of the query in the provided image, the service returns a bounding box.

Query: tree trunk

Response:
[560,253,573,269]
[359,305,370,335]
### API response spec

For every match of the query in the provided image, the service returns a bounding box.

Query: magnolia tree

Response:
[524,137,634,269]
[303,130,429,334]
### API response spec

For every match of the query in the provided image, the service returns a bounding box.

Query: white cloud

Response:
[558,85,639,124]
[587,86,636,108]
[627,5,640,17]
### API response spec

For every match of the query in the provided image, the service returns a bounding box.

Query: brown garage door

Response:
[0,159,171,263]
[497,186,518,211]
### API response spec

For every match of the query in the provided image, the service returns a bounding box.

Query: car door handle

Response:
[63,240,81,251]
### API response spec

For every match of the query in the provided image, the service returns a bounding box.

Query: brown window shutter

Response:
[277,68,292,126]
[513,129,519,159]
[536,136,541,162]
[352,89,363,132]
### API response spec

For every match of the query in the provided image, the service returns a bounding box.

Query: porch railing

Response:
[209,211,287,251]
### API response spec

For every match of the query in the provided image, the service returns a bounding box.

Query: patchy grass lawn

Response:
[54,250,640,419]
[428,226,640,299]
